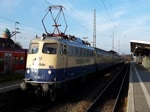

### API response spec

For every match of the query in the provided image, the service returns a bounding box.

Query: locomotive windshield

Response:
[28,43,39,54]
[42,43,57,54]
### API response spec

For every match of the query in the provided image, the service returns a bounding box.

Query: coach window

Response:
[89,50,91,57]
[80,48,83,57]
[2,42,5,47]
[0,57,3,63]
[14,57,18,64]
[71,46,74,56]
[28,43,39,54]
[79,48,81,57]
[69,46,73,56]
[78,47,79,56]
[85,49,87,57]
[75,47,77,56]
[20,57,24,64]
[43,43,57,54]
[72,47,75,56]
[0,57,3,69]
[87,50,89,57]
[72,46,74,56]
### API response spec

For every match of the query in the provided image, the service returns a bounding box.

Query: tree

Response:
[15,42,22,49]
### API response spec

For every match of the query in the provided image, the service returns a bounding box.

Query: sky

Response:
[0,0,150,54]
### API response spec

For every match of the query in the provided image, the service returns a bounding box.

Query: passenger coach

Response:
[0,38,27,74]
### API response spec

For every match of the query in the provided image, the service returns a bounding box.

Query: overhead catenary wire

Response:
[0,16,40,34]
[100,0,117,29]
[64,5,93,33]
[65,14,92,33]
[0,16,15,23]
[44,0,53,6]
[101,0,113,22]
[100,0,117,51]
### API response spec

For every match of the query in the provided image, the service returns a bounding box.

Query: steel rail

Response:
[87,64,127,112]
[112,64,129,112]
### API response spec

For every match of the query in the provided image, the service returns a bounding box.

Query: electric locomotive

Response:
[21,5,96,100]
[20,5,123,101]
[21,35,96,99]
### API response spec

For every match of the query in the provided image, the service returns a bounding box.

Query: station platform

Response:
[0,80,22,93]
[127,62,150,112]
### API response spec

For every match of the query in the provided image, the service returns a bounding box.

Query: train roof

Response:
[0,37,23,49]
[31,36,94,50]
[0,37,14,44]
[94,47,120,56]
[108,50,117,54]
[94,47,111,54]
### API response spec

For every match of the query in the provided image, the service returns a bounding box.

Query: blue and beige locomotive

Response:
[20,5,122,100]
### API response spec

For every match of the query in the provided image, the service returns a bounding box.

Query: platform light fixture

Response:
[15,21,19,42]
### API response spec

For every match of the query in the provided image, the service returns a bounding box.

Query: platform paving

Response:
[0,80,22,93]
[127,62,150,112]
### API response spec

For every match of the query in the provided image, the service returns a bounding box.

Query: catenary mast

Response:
[93,9,96,47]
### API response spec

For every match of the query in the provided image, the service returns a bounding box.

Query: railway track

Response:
[0,88,57,112]
[87,64,129,112]
[17,102,49,112]
[21,64,127,112]
[47,63,128,112]
[0,90,19,112]
[0,63,128,112]
[13,93,52,112]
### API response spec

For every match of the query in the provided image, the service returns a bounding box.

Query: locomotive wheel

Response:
[50,88,56,101]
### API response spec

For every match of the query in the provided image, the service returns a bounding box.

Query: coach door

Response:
[4,53,12,73]
[0,53,4,73]
[63,44,68,78]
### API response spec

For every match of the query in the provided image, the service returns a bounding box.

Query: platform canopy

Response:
[130,40,150,56]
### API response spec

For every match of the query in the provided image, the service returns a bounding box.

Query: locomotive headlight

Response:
[20,82,27,91]
[48,70,52,75]
[42,84,49,92]
[27,69,30,74]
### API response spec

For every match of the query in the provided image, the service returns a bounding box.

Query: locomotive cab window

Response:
[28,43,39,54]
[42,43,57,54]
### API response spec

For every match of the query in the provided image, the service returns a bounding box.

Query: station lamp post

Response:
[15,21,19,42]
